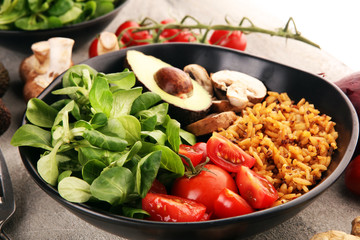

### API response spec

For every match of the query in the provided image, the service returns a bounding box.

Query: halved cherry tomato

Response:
[210,30,247,51]
[142,192,207,222]
[345,154,360,195]
[149,179,167,194]
[89,37,99,58]
[207,132,255,172]
[179,142,207,167]
[213,188,254,219]
[236,166,278,209]
[171,164,237,213]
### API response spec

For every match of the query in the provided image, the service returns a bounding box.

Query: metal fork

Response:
[0,150,15,240]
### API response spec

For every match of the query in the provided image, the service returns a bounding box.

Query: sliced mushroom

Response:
[186,111,237,136]
[184,64,213,96]
[211,70,267,108]
[211,99,247,113]
[97,31,120,55]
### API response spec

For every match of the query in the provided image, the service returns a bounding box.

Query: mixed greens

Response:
[0,0,120,31]
[11,64,196,218]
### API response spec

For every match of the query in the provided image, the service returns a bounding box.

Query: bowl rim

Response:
[0,0,127,35]
[19,42,360,227]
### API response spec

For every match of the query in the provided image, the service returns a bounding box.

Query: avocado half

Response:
[126,50,212,126]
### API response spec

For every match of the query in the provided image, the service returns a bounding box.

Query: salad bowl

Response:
[18,43,359,240]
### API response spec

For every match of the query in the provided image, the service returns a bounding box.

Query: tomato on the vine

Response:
[115,20,152,46]
[171,164,237,213]
[170,30,197,42]
[207,132,255,172]
[142,192,207,222]
[345,154,360,195]
[149,179,167,194]
[178,142,207,167]
[236,166,278,209]
[159,19,181,40]
[210,30,247,51]
[213,188,254,219]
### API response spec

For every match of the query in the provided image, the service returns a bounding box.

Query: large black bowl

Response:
[0,0,127,53]
[19,43,359,240]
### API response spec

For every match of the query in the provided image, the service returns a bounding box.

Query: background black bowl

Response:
[0,0,127,53]
[19,43,359,240]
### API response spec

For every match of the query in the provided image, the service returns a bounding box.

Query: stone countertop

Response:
[0,0,358,239]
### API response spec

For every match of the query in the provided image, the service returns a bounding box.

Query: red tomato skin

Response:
[149,179,167,194]
[236,166,278,209]
[142,193,206,222]
[212,30,247,51]
[345,155,360,195]
[207,132,255,172]
[170,30,197,42]
[159,19,181,40]
[88,38,98,58]
[209,30,230,44]
[171,164,238,213]
[179,142,207,167]
[213,188,254,219]
[115,20,140,44]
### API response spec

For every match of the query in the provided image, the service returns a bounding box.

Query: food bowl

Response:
[0,0,127,53]
[18,43,359,240]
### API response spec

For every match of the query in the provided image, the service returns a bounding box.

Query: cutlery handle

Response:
[0,229,10,240]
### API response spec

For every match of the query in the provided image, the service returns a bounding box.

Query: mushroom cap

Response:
[211,70,267,108]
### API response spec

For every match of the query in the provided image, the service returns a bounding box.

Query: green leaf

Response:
[58,176,92,203]
[141,130,167,145]
[78,146,122,166]
[26,98,58,128]
[11,124,52,150]
[180,129,196,145]
[130,91,162,115]
[110,87,142,118]
[83,129,127,152]
[117,115,141,145]
[106,70,135,90]
[90,167,135,205]
[166,118,181,152]
[136,103,169,125]
[136,151,161,198]
[82,160,107,184]
[89,75,113,117]
[37,149,59,186]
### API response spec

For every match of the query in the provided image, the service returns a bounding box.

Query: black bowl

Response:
[0,0,127,53]
[19,43,359,240]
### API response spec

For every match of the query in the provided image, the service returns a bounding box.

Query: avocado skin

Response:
[0,99,11,135]
[0,62,9,97]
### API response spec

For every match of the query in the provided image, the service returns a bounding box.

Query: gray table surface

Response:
[0,0,359,239]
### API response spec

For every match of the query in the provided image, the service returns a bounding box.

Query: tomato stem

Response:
[126,15,319,48]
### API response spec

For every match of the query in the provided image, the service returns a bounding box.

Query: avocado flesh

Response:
[126,50,212,124]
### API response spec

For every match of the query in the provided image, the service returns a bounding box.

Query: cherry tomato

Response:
[209,30,230,44]
[149,179,167,194]
[171,164,237,213]
[236,166,278,209]
[179,142,207,167]
[115,20,140,44]
[127,30,153,46]
[345,154,360,195]
[142,192,207,222]
[170,30,197,42]
[158,19,181,41]
[210,30,247,51]
[213,188,254,219]
[206,132,255,172]
[89,37,99,58]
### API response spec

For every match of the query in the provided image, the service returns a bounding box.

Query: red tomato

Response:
[115,20,140,44]
[149,179,167,194]
[170,30,197,42]
[159,19,181,41]
[236,166,278,209]
[127,30,153,46]
[213,188,254,219]
[209,30,230,44]
[142,192,207,222]
[89,37,99,58]
[206,132,255,172]
[171,164,237,213]
[210,30,247,51]
[178,142,207,167]
[345,154,360,195]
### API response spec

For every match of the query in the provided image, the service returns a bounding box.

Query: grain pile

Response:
[219,91,338,205]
